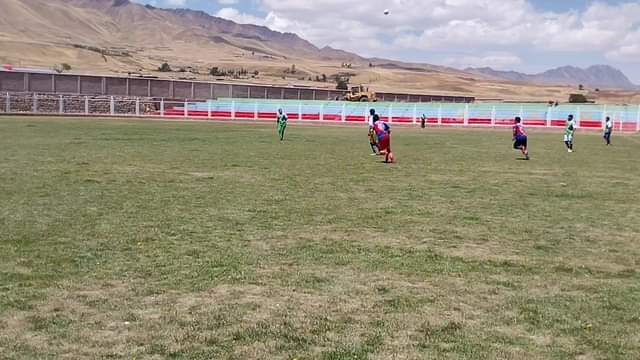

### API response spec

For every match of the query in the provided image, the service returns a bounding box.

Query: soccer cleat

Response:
[568,149,573,153]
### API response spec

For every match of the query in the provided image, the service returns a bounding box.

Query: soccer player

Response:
[603,116,613,146]
[512,117,530,160]
[420,114,426,128]
[564,114,576,152]
[374,117,394,163]
[368,108,379,155]
[276,108,287,141]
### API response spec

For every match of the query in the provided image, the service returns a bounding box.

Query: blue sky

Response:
[135,0,640,83]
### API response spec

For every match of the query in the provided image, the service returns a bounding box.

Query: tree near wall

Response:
[335,76,350,90]
[158,63,172,72]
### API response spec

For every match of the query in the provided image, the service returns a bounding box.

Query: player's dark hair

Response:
[369,109,376,115]
[373,114,380,122]
[568,114,574,120]
[515,116,521,123]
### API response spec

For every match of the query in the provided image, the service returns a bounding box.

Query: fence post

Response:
[207,101,211,119]
[464,104,469,126]
[59,95,64,114]
[576,106,581,127]
[135,97,140,116]
[388,104,393,123]
[300,103,304,122]
[33,93,38,113]
[491,106,496,127]
[254,102,258,120]
[602,105,608,129]
[110,96,114,115]
[341,103,346,122]
[320,103,324,121]
[636,105,640,132]
[438,104,442,126]
[546,106,552,128]
[231,100,235,119]
[464,103,469,125]
[519,106,524,120]
[160,98,165,117]
[84,96,89,115]
[184,100,188,118]
[5,93,9,113]
[618,111,623,132]
[413,104,417,125]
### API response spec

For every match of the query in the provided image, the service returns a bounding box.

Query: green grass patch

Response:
[1,117,639,359]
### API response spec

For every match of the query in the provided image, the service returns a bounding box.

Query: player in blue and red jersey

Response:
[374,117,395,163]
[512,116,530,160]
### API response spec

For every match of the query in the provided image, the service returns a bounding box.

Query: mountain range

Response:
[0,0,362,62]
[465,65,637,90]
[0,0,639,102]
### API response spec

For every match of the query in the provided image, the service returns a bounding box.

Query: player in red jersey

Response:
[374,117,394,163]
[513,117,530,160]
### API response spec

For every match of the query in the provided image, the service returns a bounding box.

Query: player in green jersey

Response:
[564,114,576,153]
[276,108,288,141]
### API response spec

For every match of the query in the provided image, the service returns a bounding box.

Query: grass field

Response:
[1,117,639,360]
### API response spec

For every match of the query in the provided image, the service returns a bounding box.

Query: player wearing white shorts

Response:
[564,114,576,153]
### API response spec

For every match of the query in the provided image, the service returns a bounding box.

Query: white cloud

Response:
[606,30,640,63]
[211,0,640,79]
[215,7,266,25]
[217,0,238,4]
[164,0,186,6]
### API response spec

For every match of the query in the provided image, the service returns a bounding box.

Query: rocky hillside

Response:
[466,65,636,90]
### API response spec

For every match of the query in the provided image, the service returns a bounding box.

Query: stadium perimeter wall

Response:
[0,70,474,103]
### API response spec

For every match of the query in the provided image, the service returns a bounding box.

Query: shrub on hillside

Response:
[158,63,172,72]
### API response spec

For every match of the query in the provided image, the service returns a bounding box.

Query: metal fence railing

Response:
[1,93,639,132]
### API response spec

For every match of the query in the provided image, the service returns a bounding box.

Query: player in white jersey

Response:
[603,116,613,146]
[368,108,379,155]
[564,114,576,153]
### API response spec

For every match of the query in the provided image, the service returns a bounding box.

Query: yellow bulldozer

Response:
[344,85,377,102]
